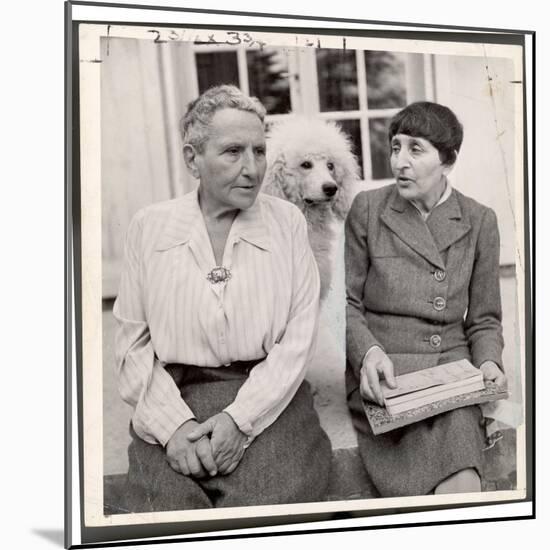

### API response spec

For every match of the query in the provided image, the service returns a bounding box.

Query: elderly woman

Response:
[113,85,331,511]
[345,101,507,497]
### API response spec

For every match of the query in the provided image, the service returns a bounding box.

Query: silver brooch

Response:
[206,266,232,284]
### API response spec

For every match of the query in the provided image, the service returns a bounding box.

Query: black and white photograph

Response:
[67,2,532,546]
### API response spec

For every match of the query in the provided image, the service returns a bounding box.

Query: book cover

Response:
[380,358,482,399]
[364,381,509,435]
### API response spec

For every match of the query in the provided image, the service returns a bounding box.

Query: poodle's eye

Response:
[300,161,313,169]
[327,162,335,171]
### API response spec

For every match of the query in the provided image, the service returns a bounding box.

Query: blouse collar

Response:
[410,179,452,220]
[156,189,271,252]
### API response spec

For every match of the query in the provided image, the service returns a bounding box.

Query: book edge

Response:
[365,385,508,435]
[385,379,486,415]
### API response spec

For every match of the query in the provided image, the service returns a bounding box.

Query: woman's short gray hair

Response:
[180,85,266,153]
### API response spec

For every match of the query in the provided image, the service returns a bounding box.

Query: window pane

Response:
[316,49,359,112]
[365,51,407,110]
[369,118,392,180]
[336,119,363,179]
[196,51,239,94]
[247,48,291,115]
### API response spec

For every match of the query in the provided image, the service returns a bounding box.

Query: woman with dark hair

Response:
[345,101,507,497]
[114,85,331,510]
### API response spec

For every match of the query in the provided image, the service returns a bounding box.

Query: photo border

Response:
[65,1,535,546]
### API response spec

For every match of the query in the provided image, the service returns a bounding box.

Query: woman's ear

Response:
[442,149,459,175]
[183,144,200,179]
[442,160,456,177]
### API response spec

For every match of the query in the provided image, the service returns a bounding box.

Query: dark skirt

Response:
[122,360,332,512]
[348,386,485,497]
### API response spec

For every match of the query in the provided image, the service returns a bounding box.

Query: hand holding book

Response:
[359,346,397,406]
[362,359,509,435]
[479,360,507,389]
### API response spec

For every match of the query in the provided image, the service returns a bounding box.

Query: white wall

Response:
[101,38,198,297]
[434,54,521,266]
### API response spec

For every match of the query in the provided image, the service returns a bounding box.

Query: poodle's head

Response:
[262,117,360,220]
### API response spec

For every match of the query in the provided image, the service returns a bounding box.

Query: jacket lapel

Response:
[380,188,445,269]
[427,189,471,252]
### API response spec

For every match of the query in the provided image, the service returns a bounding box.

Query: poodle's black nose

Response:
[322,183,338,197]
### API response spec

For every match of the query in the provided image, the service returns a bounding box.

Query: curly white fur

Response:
[262,117,360,300]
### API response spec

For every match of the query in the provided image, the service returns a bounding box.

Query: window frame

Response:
[190,44,434,185]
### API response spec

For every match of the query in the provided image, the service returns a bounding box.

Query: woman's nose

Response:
[394,149,411,169]
[241,150,259,177]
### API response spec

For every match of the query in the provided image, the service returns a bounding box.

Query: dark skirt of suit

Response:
[347,381,485,497]
[120,360,332,512]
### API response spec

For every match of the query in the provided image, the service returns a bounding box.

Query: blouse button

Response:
[434,269,446,282]
[433,296,446,311]
[430,334,442,348]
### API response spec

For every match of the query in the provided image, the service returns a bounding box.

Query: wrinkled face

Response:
[186,108,267,214]
[390,133,452,209]
[288,153,340,205]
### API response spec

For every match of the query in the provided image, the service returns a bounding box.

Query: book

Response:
[385,378,486,415]
[362,361,509,435]
[381,359,484,415]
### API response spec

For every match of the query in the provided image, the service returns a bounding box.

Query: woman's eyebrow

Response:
[217,141,244,151]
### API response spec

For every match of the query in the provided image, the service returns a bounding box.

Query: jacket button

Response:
[434,269,446,282]
[430,334,442,348]
[433,297,446,311]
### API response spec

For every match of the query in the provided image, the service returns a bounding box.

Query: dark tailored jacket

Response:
[345,184,504,394]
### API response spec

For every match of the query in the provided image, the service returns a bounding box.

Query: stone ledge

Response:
[103,428,517,514]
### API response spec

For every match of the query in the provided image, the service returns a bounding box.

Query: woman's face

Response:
[187,108,266,215]
[390,133,452,209]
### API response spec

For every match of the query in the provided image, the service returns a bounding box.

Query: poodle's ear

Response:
[262,155,289,200]
[263,154,302,207]
[331,153,360,221]
[332,184,350,221]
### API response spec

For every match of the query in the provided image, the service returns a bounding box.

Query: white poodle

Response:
[262,117,360,300]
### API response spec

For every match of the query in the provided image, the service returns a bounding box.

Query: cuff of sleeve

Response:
[471,350,503,372]
[476,357,505,373]
[223,403,253,437]
[157,414,195,448]
[137,407,196,447]
[348,330,383,376]
[363,344,384,363]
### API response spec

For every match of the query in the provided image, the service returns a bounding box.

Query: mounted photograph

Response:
[67,4,532,545]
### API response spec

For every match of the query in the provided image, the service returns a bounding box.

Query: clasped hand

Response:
[166,412,247,478]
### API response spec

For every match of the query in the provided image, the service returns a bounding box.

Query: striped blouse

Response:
[113,189,320,446]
